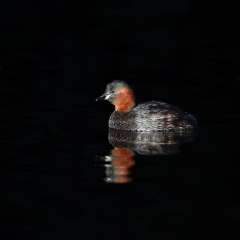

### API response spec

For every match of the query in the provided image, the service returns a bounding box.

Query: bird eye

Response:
[108,90,115,95]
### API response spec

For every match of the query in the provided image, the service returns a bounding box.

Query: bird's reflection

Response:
[104,147,135,184]
[108,129,195,155]
[98,129,196,184]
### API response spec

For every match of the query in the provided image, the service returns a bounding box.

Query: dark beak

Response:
[95,94,105,101]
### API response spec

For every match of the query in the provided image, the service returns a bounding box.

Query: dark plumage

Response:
[97,81,197,132]
[109,101,196,131]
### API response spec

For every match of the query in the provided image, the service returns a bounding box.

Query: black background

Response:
[1,1,240,239]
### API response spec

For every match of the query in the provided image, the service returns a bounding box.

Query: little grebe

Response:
[96,80,197,132]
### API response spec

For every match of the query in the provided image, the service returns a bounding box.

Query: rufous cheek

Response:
[113,89,135,112]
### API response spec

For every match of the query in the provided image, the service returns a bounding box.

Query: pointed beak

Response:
[95,94,106,101]
[96,92,113,101]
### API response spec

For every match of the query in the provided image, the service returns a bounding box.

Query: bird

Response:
[96,80,197,132]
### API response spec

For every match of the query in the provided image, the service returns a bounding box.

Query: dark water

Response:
[11,99,239,239]
[1,1,240,239]
[3,45,238,240]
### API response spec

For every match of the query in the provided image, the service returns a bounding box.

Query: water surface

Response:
[14,108,238,239]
